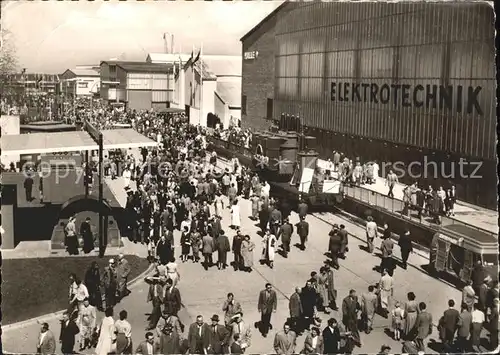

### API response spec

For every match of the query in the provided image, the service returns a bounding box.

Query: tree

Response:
[0,28,19,95]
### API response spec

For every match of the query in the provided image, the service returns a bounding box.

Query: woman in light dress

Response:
[214,192,224,217]
[403,292,419,339]
[241,235,255,272]
[115,310,132,354]
[122,168,131,190]
[166,258,180,286]
[95,307,116,355]
[261,230,277,269]
[230,199,241,229]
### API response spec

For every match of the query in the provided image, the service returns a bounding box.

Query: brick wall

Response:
[241,4,291,133]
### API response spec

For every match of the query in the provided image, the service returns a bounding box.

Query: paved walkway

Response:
[5,185,494,353]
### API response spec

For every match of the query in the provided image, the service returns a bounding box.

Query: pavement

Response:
[2,175,495,353]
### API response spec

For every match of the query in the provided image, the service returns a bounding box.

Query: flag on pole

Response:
[183,47,195,70]
[192,49,201,67]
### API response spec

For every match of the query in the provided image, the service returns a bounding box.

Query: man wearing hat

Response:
[208,314,229,354]
[158,322,181,354]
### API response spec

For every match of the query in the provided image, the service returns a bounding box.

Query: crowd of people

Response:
[26,100,498,355]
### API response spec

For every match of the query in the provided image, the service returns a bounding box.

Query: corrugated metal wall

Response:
[126,73,174,91]
[274,2,495,160]
[127,90,152,110]
[152,90,173,103]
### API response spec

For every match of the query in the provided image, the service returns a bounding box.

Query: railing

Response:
[343,184,497,239]
[207,134,496,240]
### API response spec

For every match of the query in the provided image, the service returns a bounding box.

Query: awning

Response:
[1,131,98,155]
[101,129,157,150]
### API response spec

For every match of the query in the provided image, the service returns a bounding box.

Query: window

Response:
[266,98,273,120]
[241,95,247,115]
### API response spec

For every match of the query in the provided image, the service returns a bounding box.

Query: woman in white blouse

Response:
[69,277,89,316]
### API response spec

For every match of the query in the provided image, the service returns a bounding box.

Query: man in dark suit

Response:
[215,230,231,270]
[328,226,342,269]
[342,289,361,346]
[188,315,211,354]
[301,280,318,329]
[279,218,293,258]
[289,287,303,334]
[414,302,433,352]
[297,199,308,220]
[440,299,459,350]
[257,283,278,337]
[232,230,244,271]
[398,230,413,269]
[24,172,34,202]
[230,334,244,354]
[135,332,160,355]
[145,275,167,330]
[322,318,349,354]
[295,216,309,250]
[59,312,79,354]
[338,224,349,259]
[159,323,181,354]
[163,278,182,317]
[37,322,56,355]
[208,314,228,354]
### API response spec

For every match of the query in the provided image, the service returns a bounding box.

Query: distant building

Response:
[99,61,176,110]
[146,53,241,128]
[59,68,100,97]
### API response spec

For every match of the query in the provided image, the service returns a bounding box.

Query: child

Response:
[391,301,404,340]
[147,238,156,263]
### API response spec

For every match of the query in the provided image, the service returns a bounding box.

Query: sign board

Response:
[299,167,314,193]
[331,82,483,115]
[323,180,341,194]
[244,51,259,60]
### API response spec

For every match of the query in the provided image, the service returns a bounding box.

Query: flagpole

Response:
[191,44,195,124]
[199,42,203,127]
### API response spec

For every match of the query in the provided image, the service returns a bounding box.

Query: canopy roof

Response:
[1,131,98,155]
[101,129,157,150]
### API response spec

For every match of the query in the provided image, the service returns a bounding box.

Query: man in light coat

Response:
[361,285,378,334]
[116,253,131,300]
[414,302,433,352]
[273,322,296,355]
[365,216,377,254]
[36,322,56,355]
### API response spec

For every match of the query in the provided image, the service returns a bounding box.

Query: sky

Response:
[2,0,284,74]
